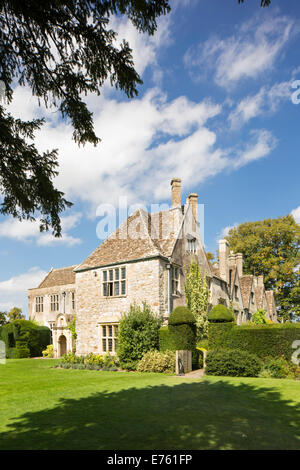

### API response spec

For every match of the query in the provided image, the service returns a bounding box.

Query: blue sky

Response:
[1,0,300,315]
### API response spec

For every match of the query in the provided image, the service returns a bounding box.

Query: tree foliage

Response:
[185,262,209,340]
[226,215,300,321]
[252,309,267,325]
[7,307,24,322]
[0,0,170,235]
[0,311,7,326]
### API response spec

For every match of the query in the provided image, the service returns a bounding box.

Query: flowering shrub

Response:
[137,350,175,374]
[58,352,119,370]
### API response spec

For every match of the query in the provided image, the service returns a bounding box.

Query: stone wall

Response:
[28,283,76,327]
[75,258,167,355]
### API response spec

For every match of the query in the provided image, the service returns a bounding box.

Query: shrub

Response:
[137,350,176,374]
[208,304,235,323]
[206,349,262,377]
[168,306,196,351]
[259,357,287,379]
[42,344,54,358]
[118,302,162,370]
[252,309,267,324]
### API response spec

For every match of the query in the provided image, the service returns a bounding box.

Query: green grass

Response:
[0,359,299,450]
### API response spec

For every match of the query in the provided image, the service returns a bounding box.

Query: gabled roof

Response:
[38,265,77,288]
[75,208,181,272]
[239,275,254,309]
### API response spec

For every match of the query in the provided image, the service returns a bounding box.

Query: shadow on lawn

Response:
[1,378,299,450]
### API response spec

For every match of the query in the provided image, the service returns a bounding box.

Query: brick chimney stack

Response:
[171,178,181,208]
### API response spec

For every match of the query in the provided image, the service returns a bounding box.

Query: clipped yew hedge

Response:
[168,306,196,351]
[0,320,51,358]
[159,326,176,352]
[208,323,300,361]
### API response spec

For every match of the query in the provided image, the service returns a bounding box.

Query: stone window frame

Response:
[100,323,119,354]
[187,238,196,253]
[50,294,59,311]
[35,296,43,313]
[102,266,126,298]
[172,265,180,295]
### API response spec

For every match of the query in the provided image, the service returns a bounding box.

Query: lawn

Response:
[0,359,299,450]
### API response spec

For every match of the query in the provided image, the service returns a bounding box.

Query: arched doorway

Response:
[58,335,67,357]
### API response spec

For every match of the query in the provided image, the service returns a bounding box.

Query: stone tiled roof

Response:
[38,266,76,288]
[240,275,253,308]
[75,209,181,271]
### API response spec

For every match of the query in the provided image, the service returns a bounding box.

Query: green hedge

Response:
[0,320,51,358]
[208,322,234,350]
[208,323,300,361]
[159,326,176,352]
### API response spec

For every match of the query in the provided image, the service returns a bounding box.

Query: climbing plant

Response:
[185,262,209,340]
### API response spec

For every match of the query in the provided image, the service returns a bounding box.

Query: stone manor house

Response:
[28,178,277,357]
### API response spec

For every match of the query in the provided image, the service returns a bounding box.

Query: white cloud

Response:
[229,81,292,128]
[184,15,295,88]
[217,222,239,242]
[233,129,277,168]
[110,15,171,78]
[291,206,300,224]
[0,213,82,246]
[6,84,277,217]
[0,267,47,315]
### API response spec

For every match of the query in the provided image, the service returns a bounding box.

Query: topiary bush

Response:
[168,306,195,325]
[137,350,175,374]
[208,304,235,323]
[118,302,162,370]
[208,322,234,350]
[205,349,262,377]
[168,306,196,352]
[159,326,176,352]
[0,320,50,358]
